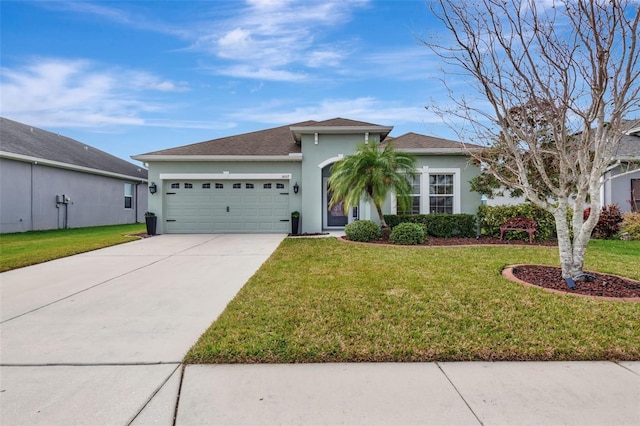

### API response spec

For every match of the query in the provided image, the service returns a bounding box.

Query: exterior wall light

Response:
[149,182,157,194]
[293,182,299,194]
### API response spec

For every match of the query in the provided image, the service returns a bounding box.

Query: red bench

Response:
[500,216,537,244]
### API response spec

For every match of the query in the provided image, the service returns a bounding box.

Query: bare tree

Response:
[424,0,640,279]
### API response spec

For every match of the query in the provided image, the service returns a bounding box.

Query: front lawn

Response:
[0,223,146,272]
[186,238,640,363]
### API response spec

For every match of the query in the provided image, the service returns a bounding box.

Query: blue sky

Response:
[1,0,456,163]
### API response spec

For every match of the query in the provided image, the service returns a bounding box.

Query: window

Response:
[171,183,180,189]
[184,183,193,189]
[215,183,224,189]
[124,183,133,209]
[401,175,421,214]
[246,183,254,189]
[202,183,211,189]
[429,174,454,214]
[263,183,272,189]
[276,183,285,189]
[233,183,241,189]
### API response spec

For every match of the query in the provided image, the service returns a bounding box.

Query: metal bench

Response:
[499,216,537,244]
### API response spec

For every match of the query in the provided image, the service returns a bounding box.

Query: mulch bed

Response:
[346,235,558,247]
[510,265,640,299]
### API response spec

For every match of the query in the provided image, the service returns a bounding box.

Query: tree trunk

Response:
[375,203,388,229]
[554,195,600,279]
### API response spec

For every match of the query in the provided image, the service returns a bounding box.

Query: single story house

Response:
[0,117,149,233]
[602,119,640,213]
[132,118,482,234]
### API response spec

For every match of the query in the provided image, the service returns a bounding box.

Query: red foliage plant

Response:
[584,204,623,239]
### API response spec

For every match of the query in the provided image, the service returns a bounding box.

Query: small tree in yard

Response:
[424,0,640,279]
[328,143,417,230]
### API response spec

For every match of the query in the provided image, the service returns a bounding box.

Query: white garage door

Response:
[164,180,290,233]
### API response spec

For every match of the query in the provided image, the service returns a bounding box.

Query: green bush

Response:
[344,220,381,242]
[476,204,556,241]
[389,222,426,245]
[621,212,640,240]
[383,214,477,238]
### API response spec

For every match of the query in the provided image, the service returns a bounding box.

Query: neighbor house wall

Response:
[0,158,147,233]
[146,160,302,234]
[603,163,640,213]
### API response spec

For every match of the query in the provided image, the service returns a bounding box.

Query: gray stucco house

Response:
[132,118,482,234]
[0,117,149,233]
[602,119,640,213]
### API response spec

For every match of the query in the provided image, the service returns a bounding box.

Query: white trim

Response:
[314,133,319,145]
[159,173,292,180]
[1,151,148,182]
[318,155,344,169]
[131,154,302,162]
[424,168,461,214]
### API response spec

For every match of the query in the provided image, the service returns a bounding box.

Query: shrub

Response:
[389,222,426,245]
[620,212,640,240]
[383,214,476,238]
[344,220,381,242]
[584,204,623,239]
[477,204,555,241]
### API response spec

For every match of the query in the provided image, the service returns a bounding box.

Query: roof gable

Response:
[0,117,147,179]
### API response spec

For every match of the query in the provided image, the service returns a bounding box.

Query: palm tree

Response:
[328,143,417,229]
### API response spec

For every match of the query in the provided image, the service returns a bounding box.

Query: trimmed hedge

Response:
[344,220,381,242]
[389,222,426,245]
[383,214,477,238]
[476,204,555,241]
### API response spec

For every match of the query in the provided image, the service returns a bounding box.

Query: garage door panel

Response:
[164,180,290,234]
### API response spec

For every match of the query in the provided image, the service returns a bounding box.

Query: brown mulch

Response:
[511,265,640,299]
[348,235,558,247]
[127,233,155,238]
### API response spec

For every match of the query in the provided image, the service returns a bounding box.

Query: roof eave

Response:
[289,125,394,142]
[396,148,481,155]
[131,154,303,162]
[1,151,148,182]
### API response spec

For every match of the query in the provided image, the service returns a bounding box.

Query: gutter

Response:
[1,151,148,182]
[131,154,303,162]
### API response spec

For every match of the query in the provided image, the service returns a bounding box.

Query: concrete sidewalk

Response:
[173,361,640,426]
[1,234,639,425]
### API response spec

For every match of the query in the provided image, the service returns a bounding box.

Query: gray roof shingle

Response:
[381,132,483,150]
[1,117,148,179]
[614,119,640,159]
[139,121,316,156]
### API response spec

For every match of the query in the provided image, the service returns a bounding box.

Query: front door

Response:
[323,177,348,228]
[632,179,640,212]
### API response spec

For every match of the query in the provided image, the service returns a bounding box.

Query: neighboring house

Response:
[0,117,148,233]
[132,118,482,235]
[602,119,640,213]
[484,119,640,212]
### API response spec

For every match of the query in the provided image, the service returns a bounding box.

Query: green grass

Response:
[0,223,146,272]
[186,238,640,363]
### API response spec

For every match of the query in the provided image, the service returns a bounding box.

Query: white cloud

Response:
[194,0,370,80]
[226,97,428,126]
[0,58,189,128]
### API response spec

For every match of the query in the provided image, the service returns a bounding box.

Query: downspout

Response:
[135,181,143,223]
[31,162,35,231]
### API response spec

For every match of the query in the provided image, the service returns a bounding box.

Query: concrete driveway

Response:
[0,234,286,425]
